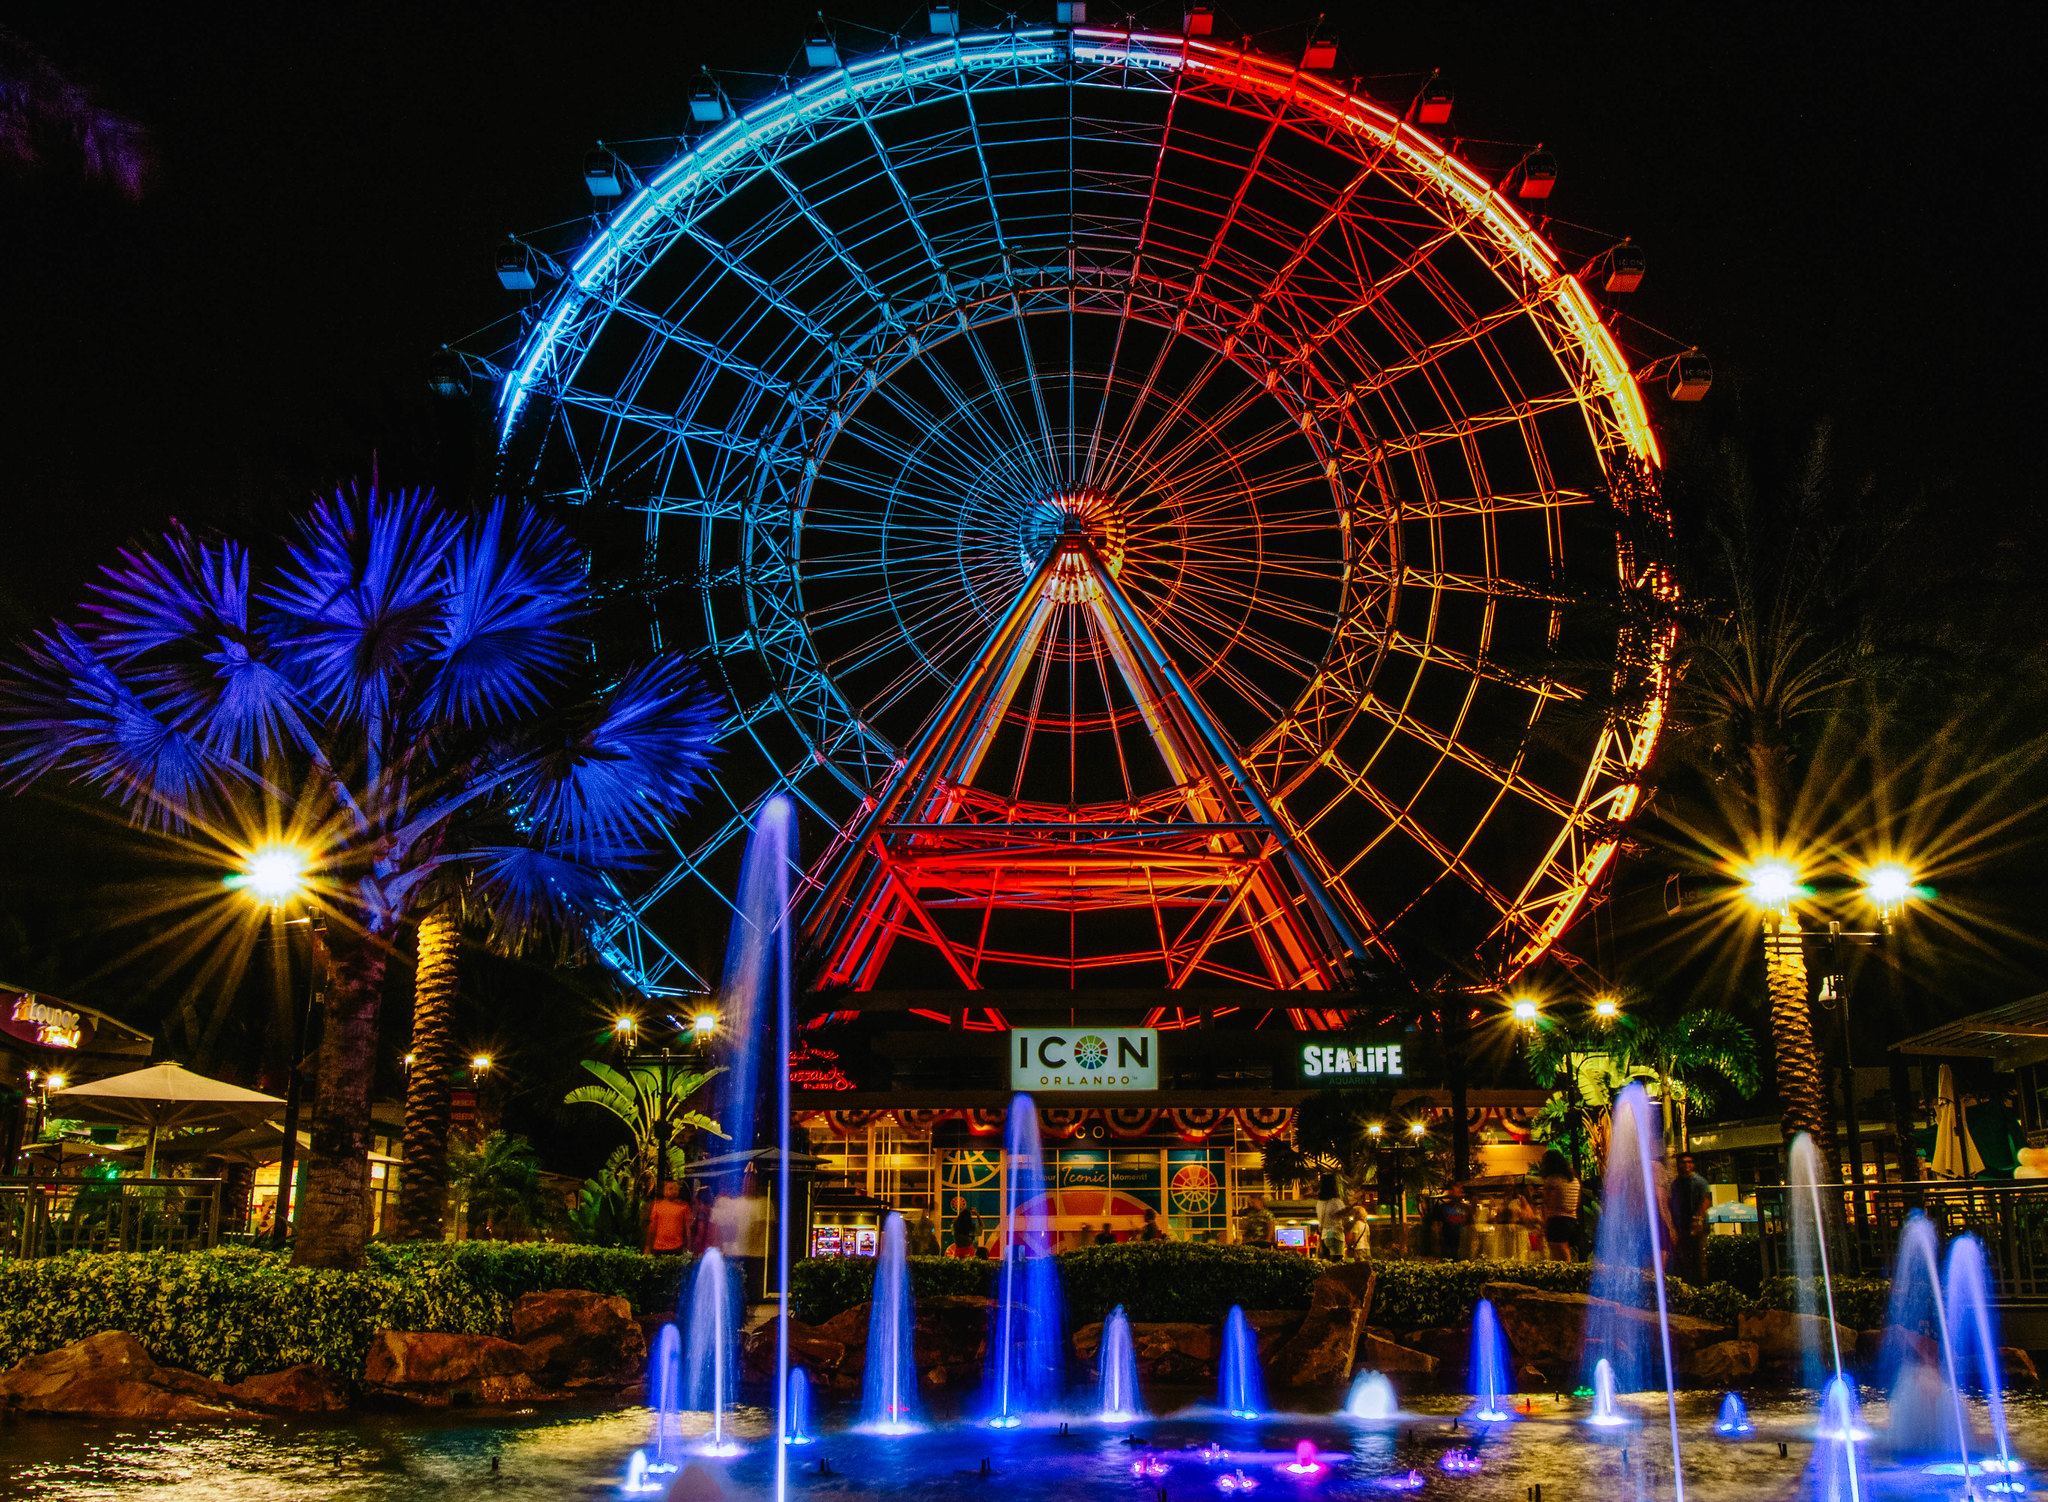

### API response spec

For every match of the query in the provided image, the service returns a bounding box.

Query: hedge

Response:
[1704,1235,1763,1295]
[0,1242,694,1383]
[367,1241,689,1313]
[791,1243,1325,1326]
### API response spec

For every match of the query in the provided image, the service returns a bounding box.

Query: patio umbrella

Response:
[45,1063,284,1176]
[1929,1063,1986,1180]
[150,1120,310,1167]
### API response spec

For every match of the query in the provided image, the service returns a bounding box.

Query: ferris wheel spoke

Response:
[682,224,840,352]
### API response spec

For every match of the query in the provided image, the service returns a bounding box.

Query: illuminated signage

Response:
[1010,1028,1158,1092]
[1300,1039,1405,1083]
[2,995,90,1051]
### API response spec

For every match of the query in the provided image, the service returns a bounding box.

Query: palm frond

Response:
[426,501,584,724]
[265,488,458,727]
[463,845,612,927]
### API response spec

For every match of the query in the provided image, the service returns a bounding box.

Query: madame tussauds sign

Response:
[1010,1028,1158,1091]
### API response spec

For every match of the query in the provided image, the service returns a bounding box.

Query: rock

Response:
[1072,1321,1221,1381]
[1738,1309,1857,1371]
[1263,1265,1376,1390]
[362,1331,546,1406]
[1855,1326,1938,1370]
[1313,1262,1379,1318]
[508,1289,648,1387]
[231,1363,351,1413]
[1692,1340,1760,1386]
[813,1302,873,1346]
[1357,1331,1437,1376]
[913,1294,990,1390]
[2002,1347,2039,1385]
[0,1331,255,1420]
[666,1462,726,1502]
[1246,1309,1306,1354]
[1405,1326,1472,1375]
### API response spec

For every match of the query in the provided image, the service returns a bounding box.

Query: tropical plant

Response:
[0,488,723,1268]
[1611,1006,1761,1148]
[398,902,461,1240]
[0,25,149,195]
[564,1058,724,1197]
[566,1147,643,1248]
[447,1130,550,1241]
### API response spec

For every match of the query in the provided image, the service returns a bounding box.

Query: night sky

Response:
[1,4,2035,1141]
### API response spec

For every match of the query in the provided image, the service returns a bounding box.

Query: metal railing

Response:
[0,1177,223,1259]
[1758,1180,2048,1301]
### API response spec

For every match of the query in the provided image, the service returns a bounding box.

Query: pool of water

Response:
[4,1386,2042,1500]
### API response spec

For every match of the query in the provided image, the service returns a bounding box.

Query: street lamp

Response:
[1592,994,1620,1022]
[470,1054,494,1076]
[691,1009,718,1039]
[1510,997,1540,1028]
[239,845,310,906]
[235,842,321,1249]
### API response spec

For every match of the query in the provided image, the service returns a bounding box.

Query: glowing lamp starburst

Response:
[1742,858,1806,909]
[1862,862,1921,909]
[241,846,309,905]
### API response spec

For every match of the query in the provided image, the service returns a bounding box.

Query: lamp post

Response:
[623,1008,718,1192]
[1743,855,1925,1241]
[236,844,320,1248]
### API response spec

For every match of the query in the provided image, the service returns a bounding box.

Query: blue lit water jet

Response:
[862,1210,921,1432]
[1713,1392,1752,1437]
[984,1093,1064,1425]
[1218,1305,1266,1418]
[683,1248,740,1455]
[1586,1358,1627,1427]
[1880,1213,1971,1475]
[622,1449,661,1494]
[648,1321,682,1469]
[786,1367,813,1445]
[1947,1234,2017,1485]
[1344,1371,1397,1420]
[1587,1084,1685,1498]
[1468,1298,1513,1421]
[1099,1305,1144,1419]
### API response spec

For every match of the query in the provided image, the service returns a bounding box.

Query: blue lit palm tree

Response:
[0,488,721,1268]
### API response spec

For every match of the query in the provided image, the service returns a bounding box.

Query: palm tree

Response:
[397,901,461,1241]
[0,488,722,1268]
[564,1058,724,1198]
[448,1130,549,1240]
[0,26,149,196]
[1612,1007,1762,1151]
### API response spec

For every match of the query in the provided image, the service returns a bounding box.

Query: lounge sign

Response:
[1,993,91,1051]
[1300,1038,1405,1083]
[1011,1028,1158,1092]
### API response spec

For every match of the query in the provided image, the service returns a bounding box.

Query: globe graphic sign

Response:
[1169,1163,1220,1217]
[1074,1036,1109,1071]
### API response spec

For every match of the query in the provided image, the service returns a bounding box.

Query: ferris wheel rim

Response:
[493,23,1675,993]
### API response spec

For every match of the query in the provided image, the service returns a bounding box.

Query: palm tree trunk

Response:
[398,906,460,1241]
[1766,912,1838,1178]
[291,927,388,1270]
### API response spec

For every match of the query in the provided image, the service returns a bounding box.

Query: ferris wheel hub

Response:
[1020,487,1126,602]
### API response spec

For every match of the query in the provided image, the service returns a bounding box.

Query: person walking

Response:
[1238,1193,1274,1246]
[949,1194,982,1258]
[1138,1207,1166,1241]
[1436,1182,1472,1260]
[1539,1149,1581,1262]
[1670,1152,1712,1284]
[643,1180,693,1255]
[1314,1173,1347,1260]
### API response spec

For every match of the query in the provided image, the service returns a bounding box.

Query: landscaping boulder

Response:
[1357,1330,1438,1376]
[232,1363,352,1413]
[1692,1340,1760,1387]
[362,1330,546,1406]
[508,1288,648,1387]
[1738,1309,1857,1372]
[1479,1282,1726,1380]
[0,1331,254,1420]
[914,1294,991,1389]
[1405,1325,1472,1376]
[1264,1266,1375,1390]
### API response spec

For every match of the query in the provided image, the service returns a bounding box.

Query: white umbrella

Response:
[1929,1063,1985,1180]
[46,1063,284,1176]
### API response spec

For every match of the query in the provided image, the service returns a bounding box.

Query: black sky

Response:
[0,1,2037,1050]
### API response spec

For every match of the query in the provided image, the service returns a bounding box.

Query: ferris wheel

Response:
[486,19,1677,1009]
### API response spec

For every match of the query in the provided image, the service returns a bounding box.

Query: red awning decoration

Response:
[825,1109,883,1135]
[1039,1107,1087,1139]
[1170,1107,1226,1141]
[967,1108,1008,1136]
[892,1107,941,1133]
[1105,1107,1160,1139]
[1234,1105,1292,1143]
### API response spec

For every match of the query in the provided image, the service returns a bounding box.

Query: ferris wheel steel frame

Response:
[493,24,1675,1006]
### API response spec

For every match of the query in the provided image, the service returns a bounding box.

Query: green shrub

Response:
[1057,1243,1323,1326]
[1369,1258,1593,1328]
[0,1246,499,1382]
[0,1242,695,1381]
[790,1255,995,1323]
[790,1243,1323,1327]
[1758,1274,1891,1332]
[1704,1235,1763,1294]
[367,1241,688,1313]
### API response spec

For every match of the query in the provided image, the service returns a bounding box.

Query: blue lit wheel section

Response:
[490,27,1673,998]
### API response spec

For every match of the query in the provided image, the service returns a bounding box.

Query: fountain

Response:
[649,1321,683,1468]
[1099,1305,1144,1419]
[1586,1084,1684,1498]
[984,1092,1065,1426]
[786,1367,813,1446]
[862,1210,922,1432]
[1438,1448,1482,1474]
[1714,1392,1753,1437]
[683,1247,740,1455]
[1786,1133,1851,1391]
[1344,1371,1397,1420]
[1879,1213,1972,1471]
[1947,1235,2018,1485]
[1586,1357,1627,1427]
[1814,1375,1868,1502]
[623,1450,661,1494]
[1218,1305,1266,1417]
[1283,1440,1325,1476]
[1468,1298,1513,1421]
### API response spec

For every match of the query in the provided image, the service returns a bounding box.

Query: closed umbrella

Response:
[1929,1063,1986,1180]
[45,1063,284,1176]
